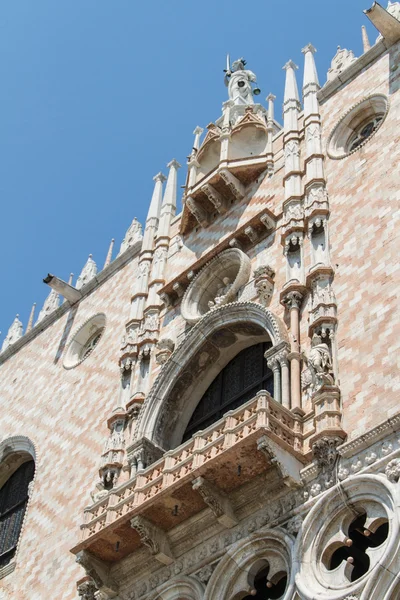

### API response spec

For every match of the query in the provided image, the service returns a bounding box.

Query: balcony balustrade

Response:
[71,390,305,563]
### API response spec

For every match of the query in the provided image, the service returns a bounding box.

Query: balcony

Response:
[71,391,306,565]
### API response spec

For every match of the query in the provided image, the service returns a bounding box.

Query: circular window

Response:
[63,313,106,369]
[327,94,388,159]
[297,476,396,598]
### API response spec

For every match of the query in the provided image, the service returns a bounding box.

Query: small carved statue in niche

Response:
[302,334,334,399]
[208,277,233,309]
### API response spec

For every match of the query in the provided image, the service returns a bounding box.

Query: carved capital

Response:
[77,579,97,600]
[192,476,238,528]
[312,436,342,472]
[130,515,174,565]
[282,290,303,310]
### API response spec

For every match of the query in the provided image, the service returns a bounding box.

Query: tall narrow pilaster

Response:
[129,173,166,325]
[142,173,166,253]
[146,160,181,312]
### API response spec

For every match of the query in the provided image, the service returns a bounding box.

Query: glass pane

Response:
[222,353,243,400]
[182,342,274,443]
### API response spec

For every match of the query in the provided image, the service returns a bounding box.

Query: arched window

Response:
[182,341,273,442]
[0,459,34,568]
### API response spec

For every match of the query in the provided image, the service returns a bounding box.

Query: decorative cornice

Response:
[0,241,141,366]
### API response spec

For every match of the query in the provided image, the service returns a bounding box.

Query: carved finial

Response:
[361,25,371,52]
[68,273,74,285]
[37,289,60,323]
[119,218,142,255]
[283,61,299,92]
[146,173,166,222]
[26,303,36,333]
[103,239,115,269]
[153,172,167,183]
[302,44,320,88]
[76,256,98,290]
[266,93,276,121]
[1,314,23,352]
[161,160,181,216]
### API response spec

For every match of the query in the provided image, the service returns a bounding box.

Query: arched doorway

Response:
[182,341,273,442]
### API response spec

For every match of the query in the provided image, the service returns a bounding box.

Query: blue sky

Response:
[0,0,378,339]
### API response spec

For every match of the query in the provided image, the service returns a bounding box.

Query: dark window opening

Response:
[182,341,273,443]
[0,459,35,568]
[328,512,389,582]
[243,565,288,599]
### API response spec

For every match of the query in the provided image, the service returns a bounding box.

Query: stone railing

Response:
[80,391,301,542]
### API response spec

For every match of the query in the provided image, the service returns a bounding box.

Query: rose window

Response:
[323,509,388,583]
[327,94,388,159]
[348,116,383,153]
[81,331,103,360]
[297,479,397,598]
[63,313,106,369]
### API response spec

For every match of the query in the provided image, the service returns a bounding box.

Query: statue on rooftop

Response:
[224,56,259,105]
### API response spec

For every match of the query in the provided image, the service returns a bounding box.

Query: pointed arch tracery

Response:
[135,302,288,451]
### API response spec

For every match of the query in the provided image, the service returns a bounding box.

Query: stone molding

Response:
[0,241,141,366]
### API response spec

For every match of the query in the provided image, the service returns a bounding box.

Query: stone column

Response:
[279,355,290,410]
[284,291,303,413]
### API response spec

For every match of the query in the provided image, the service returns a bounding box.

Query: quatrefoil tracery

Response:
[243,564,288,600]
[322,509,389,584]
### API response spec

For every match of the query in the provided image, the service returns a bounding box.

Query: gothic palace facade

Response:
[0,2,399,599]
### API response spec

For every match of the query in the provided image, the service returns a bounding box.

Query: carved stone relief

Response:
[181,248,251,324]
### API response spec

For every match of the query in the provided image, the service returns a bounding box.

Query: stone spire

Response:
[26,303,36,333]
[119,218,143,255]
[37,289,60,323]
[192,127,203,152]
[362,25,371,52]
[302,44,320,117]
[147,173,166,221]
[157,160,181,240]
[103,239,115,269]
[142,173,166,252]
[283,61,301,132]
[76,255,97,290]
[2,315,23,352]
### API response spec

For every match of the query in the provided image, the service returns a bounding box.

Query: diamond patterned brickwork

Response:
[0,257,138,599]
[320,41,400,439]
